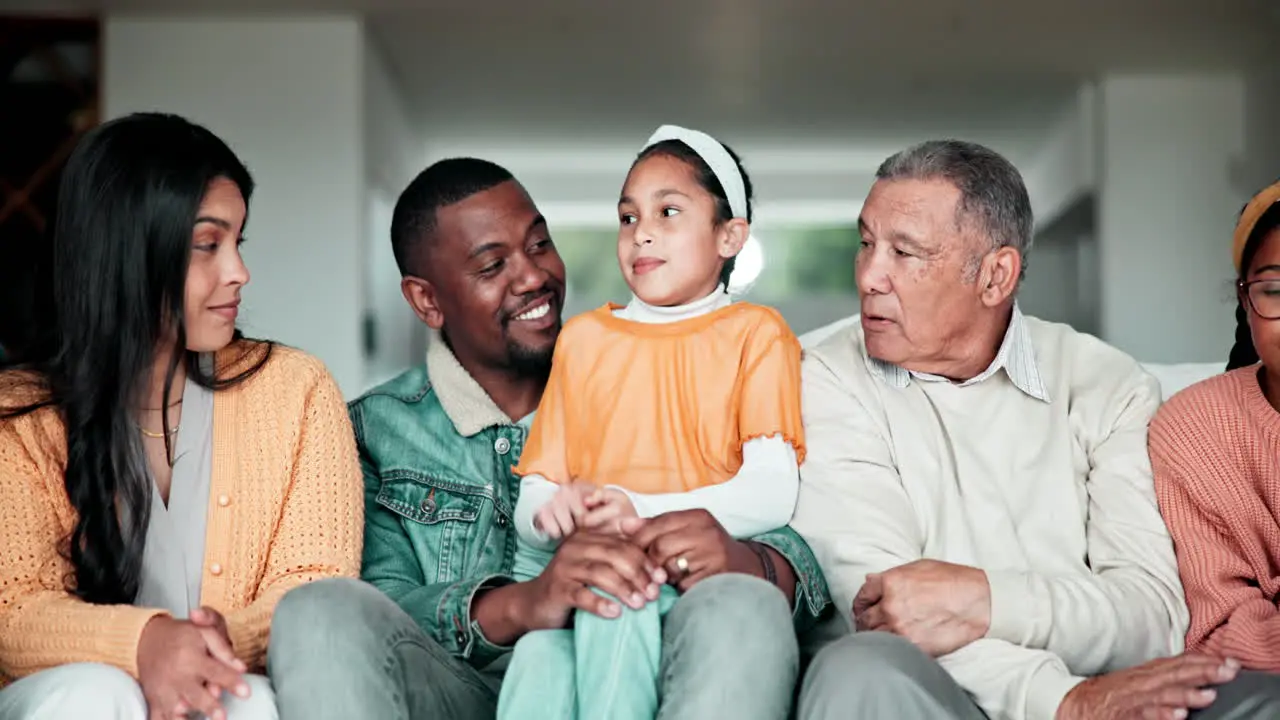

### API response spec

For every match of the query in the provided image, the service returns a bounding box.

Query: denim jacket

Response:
[351,331,832,668]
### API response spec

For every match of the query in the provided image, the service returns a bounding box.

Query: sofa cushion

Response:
[1139,363,1223,402]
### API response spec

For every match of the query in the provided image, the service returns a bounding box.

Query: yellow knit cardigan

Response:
[0,342,363,684]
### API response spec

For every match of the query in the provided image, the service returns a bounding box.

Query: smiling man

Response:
[267,158,830,720]
[790,140,1267,720]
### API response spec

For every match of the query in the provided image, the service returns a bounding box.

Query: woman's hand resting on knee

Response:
[137,612,250,720]
[189,608,243,699]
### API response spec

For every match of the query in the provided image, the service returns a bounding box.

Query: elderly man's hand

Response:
[852,559,991,657]
[1055,654,1239,720]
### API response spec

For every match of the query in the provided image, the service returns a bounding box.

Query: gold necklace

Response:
[137,396,183,439]
[139,424,179,439]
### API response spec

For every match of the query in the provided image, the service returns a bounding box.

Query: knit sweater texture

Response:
[0,342,363,684]
[1151,366,1280,670]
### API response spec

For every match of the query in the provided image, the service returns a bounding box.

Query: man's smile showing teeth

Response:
[515,302,550,321]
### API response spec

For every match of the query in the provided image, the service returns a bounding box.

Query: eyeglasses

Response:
[1239,279,1280,320]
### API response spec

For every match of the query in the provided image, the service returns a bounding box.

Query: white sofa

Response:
[796,315,1222,403]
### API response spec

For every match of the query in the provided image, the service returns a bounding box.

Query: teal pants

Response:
[499,542,679,720]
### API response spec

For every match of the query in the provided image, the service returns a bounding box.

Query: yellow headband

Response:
[1234,180,1280,272]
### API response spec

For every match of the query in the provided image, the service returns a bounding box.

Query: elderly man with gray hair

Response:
[792,140,1279,720]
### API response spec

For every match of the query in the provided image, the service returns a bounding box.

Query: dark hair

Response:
[634,139,754,291]
[1227,198,1280,370]
[876,139,1033,280]
[391,158,515,277]
[0,112,271,604]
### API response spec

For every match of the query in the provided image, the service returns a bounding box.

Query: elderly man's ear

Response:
[978,247,1022,308]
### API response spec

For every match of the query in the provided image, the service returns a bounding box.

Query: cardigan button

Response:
[217,494,230,507]
[209,563,223,576]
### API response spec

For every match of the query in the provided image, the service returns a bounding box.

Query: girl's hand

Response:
[534,481,596,539]
[581,488,638,535]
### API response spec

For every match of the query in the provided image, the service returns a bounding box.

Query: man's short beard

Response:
[439,328,553,378]
[507,340,554,377]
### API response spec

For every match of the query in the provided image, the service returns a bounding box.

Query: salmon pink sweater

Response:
[1151,366,1280,669]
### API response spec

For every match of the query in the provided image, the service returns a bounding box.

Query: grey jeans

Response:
[269,574,800,720]
[797,632,1280,720]
[0,663,276,719]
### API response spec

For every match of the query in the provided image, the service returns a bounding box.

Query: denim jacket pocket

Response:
[375,470,491,584]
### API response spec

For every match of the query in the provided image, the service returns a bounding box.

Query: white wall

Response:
[1015,87,1098,331]
[105,16,424,398]
[1096,74,1246,364]
[1020,189,1099,333]
[362,35,427,388]
[1241,63,1280,194]
[363,38,425,198]
[1022,85,1097,230]
[364,188,421,388]
[1017,238,1078,327]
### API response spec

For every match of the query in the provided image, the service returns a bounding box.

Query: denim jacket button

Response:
[420,497,436,514]
[455,631,467,646]
[496,515,508,527]
[494,437,511,455]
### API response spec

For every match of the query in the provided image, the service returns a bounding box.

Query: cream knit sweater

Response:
[793,317,1187,720]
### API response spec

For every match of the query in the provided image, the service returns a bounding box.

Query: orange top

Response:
[514,302,805,494]
[1150,367,1280,670]
[0,342,363,684]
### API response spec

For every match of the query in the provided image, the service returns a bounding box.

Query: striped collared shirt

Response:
[866,303,1051,403]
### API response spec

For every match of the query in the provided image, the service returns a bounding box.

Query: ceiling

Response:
[5,0,1276,157]
[373,0,1272,149]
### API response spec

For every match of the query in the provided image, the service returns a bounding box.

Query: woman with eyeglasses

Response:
[1150,180,1280,686]
[0,112,363,720]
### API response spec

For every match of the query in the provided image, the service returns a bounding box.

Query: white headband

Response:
[642,124,748,220]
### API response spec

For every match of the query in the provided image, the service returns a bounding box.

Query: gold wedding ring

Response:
[675,556,689,574]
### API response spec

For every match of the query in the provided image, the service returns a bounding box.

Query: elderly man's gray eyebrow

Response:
[861,219,933,253]
[888,232,930,254]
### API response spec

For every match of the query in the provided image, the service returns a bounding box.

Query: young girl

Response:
[497,125,805,719]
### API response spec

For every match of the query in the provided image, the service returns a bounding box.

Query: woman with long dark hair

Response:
[0,113,363,719]
[1151,179,1280,698]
